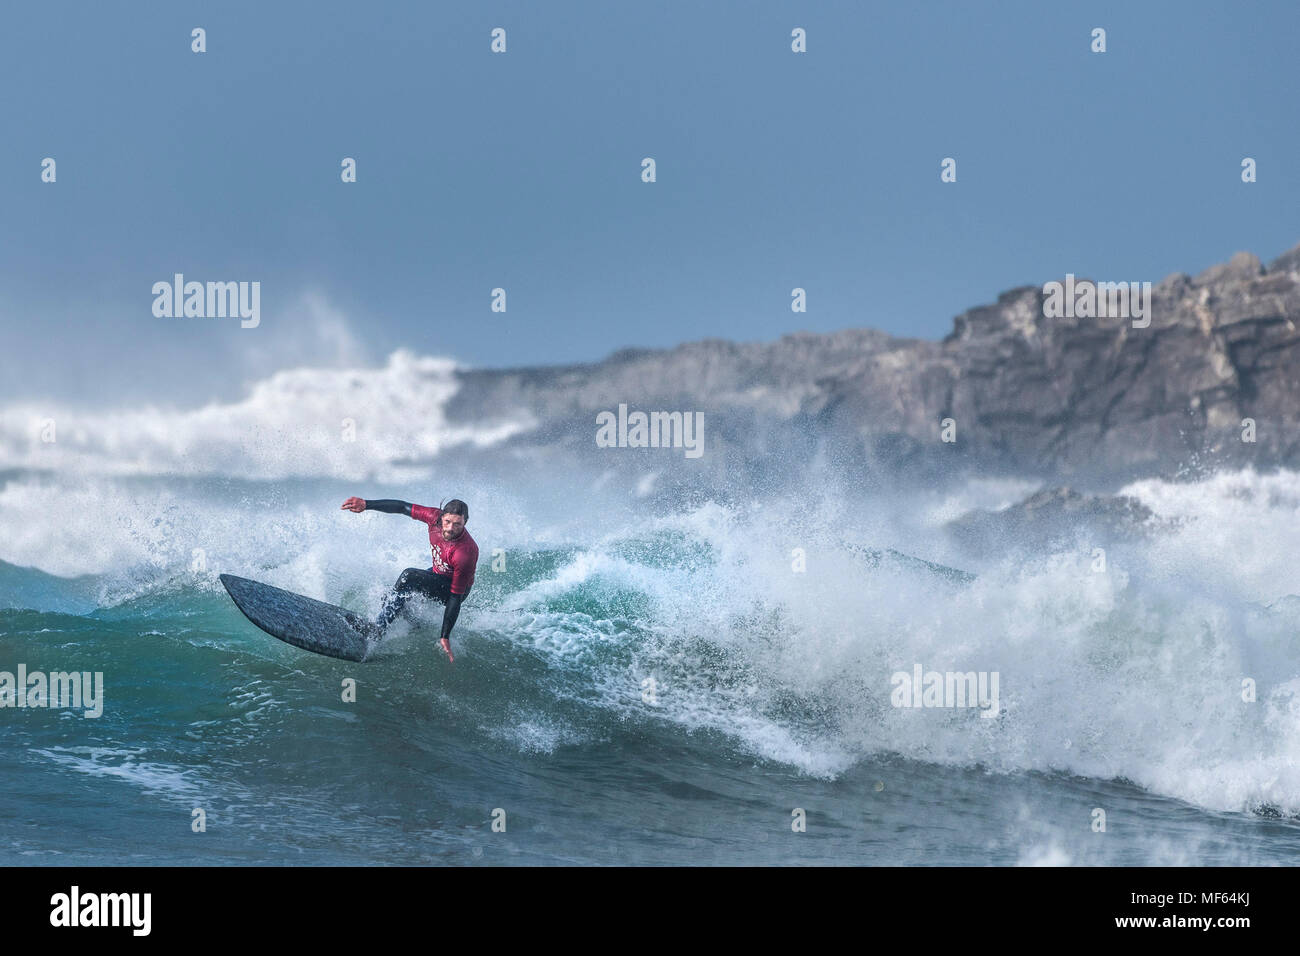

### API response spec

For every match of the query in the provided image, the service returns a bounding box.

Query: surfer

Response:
[340,497,479,662]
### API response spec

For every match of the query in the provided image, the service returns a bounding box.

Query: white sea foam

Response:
[470,474,1300,810]
[34,746,206,797]
[0,349,535,481]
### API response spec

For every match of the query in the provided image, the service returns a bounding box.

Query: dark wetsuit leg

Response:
[375,567,454,633]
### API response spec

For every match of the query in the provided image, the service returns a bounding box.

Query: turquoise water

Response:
[6,472,1300,865]
[5,589,1299,865]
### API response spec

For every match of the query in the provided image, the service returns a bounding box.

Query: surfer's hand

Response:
[341,497,367,513]
[440,638,454,663]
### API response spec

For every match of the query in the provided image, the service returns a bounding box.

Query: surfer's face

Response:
[441,512,465,540]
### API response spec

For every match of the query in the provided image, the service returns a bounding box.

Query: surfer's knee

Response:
[395,567,421,590]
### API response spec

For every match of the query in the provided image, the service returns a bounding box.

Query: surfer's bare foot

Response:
[440,638,454,663]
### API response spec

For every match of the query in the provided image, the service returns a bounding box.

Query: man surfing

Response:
[341,496,479,662]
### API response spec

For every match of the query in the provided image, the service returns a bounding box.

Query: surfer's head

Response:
[439,499,469,540]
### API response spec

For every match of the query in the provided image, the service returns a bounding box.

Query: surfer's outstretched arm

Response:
[440,592,464,643]
[341,497,412,516]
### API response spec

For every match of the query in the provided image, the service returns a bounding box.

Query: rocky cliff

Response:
[447,242,1300,489]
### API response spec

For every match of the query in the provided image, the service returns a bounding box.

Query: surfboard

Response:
[219,573,374,662]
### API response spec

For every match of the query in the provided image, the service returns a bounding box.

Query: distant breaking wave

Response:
[0,350,535,482]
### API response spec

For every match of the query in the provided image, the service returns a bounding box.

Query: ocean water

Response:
[5,361,1300,865]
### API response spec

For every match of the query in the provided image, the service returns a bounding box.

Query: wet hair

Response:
[440,498,469,523]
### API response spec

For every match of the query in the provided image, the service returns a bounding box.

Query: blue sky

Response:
[2,0,1296,405]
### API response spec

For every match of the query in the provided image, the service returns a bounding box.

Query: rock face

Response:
[944,487,1161,559]
[447,242,1300,488]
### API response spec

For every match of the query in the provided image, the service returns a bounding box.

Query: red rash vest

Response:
[410,505,479,594]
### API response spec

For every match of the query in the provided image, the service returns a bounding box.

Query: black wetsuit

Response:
[367,500,468,642]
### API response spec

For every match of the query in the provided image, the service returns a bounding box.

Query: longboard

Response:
[219,573,374,662]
